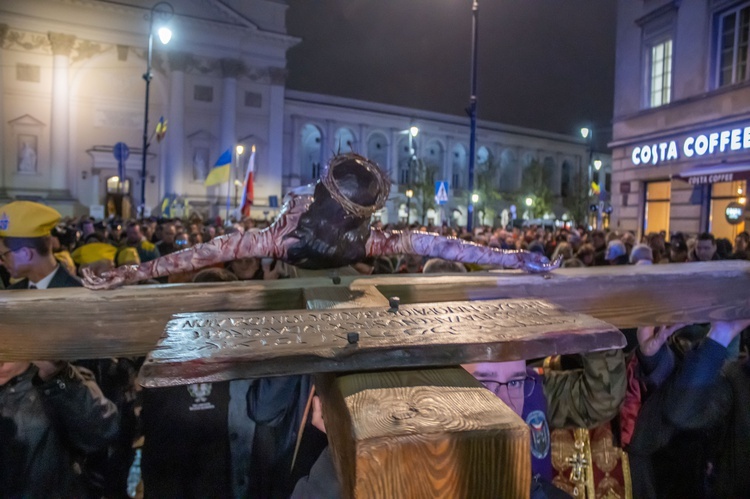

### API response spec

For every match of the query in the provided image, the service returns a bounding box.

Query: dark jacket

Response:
[0,364,119,498]
[8,264,81,289]
[629,338,738,499]
[663,339,750,497]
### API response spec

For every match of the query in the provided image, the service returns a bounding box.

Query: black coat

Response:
[0,364,119,498]
[7,265,82,289]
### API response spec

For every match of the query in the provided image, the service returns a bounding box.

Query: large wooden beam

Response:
[1,262,748,360]
[138,298,622,386]
[316,368,531,499]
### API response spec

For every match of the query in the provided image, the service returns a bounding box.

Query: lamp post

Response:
[406,189,414,225]
[466,0,480,233]
[471,192,479,227]
[139,1,173,219]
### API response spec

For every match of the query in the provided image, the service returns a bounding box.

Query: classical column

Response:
[0,24,9,193]
[165,52,188,197]
[48,32,76,195]
[220,58,241,154]
[324,119,334,157]
[267,67,286,206]
[289,114,300,188]
[389,128,400,185]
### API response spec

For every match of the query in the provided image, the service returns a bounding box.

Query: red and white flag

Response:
[239,146,255,218]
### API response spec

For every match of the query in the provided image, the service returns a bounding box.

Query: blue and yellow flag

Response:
[204,149,232,187]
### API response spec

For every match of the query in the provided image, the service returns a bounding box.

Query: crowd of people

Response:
[0,199,749,498]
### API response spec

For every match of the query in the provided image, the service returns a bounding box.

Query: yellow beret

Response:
[71,242,118,265]
[117,247,141,266]
[0,201,61,238]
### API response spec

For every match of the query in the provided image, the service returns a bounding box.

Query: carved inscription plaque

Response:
[139,298,624,387]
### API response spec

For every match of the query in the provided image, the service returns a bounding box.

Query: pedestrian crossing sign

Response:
[435,181,449,205]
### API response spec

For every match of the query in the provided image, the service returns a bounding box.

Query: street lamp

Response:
[139,1,173,218]
[471,193,480,227]
[525,197,533,207]
[466,0,479,233]
[233,144,245,209]
[406,189,414,225]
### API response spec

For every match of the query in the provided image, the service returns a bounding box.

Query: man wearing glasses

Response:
[0,201,80,289]
[464,348,625,498]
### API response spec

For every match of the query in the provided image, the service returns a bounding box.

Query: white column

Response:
[48,32,76,194]
[220,58,241,154]
[289,114,300,188]
[166,52,187,197]
[267,74,286,204]
[389,128,399,185]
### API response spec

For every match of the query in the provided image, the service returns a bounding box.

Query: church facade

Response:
[1,0,593,227]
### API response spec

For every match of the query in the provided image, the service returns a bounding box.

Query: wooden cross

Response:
[1,262,749,498]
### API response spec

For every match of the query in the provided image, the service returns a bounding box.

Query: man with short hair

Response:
[156,222,179,255]
[0,201,80,289]
[464,349,626,498]
[122,222,160,263]
[692,232,719,262]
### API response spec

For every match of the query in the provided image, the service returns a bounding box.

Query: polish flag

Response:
[239,146,255,218]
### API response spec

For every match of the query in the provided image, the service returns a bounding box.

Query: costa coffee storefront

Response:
[612,119,750,241]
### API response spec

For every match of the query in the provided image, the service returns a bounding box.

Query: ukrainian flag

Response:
[204,149,232,187]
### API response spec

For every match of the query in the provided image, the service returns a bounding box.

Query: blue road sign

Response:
[113,142,130,182]
[113,142,130,162]
[435,181,449,205]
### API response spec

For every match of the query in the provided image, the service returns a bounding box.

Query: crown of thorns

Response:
[322,153,391,218]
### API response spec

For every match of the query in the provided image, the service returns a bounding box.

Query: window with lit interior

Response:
[649,39,673,107]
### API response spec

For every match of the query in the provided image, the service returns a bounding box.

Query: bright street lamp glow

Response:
[525,197,533,207]
[157,26,172,45]
[740,196,747,205]
[405,189,414,198]
[409,126,419,137]
[594,159,602,171]
[471,193,479,203]
[580,127,590,139]
[236,145,244,155]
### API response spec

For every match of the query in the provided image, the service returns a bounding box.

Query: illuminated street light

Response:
[580,127,591,139]
[236,145,244,155]
[471,193,479,203]
[139,1,174,218]
[405,189,414,225]
[594,159,602,171]
[525,197,533,207]
[410,126,419,138]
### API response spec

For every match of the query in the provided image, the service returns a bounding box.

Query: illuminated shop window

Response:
[710,180,746,240]
[644,181,671,235]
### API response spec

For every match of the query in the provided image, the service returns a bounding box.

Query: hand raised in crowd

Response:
[707,319,750,347]
[636,324,686,357]
[311,395,326,434]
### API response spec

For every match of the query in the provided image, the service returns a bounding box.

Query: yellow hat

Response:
[71,242,118,265]
[0,201,61,238]
[116,247,141,266]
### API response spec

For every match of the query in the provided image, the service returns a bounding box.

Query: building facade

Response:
[1,0,593,227]
[612,0,750,241]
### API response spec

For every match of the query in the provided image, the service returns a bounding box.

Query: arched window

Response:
[543,156,557,194]
[333,127,356,154]
[367,132,389,171]
[300,123,323,184]
[452,144,467,190]
[424,139,445,176]
[561,160,572,198]
[499,149,517,193]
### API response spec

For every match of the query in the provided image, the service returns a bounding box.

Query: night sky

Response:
[285,0,617,149]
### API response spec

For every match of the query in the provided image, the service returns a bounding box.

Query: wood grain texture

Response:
[138,298,623,387]
[1,261,747,360]
[363,261,750,328]
[316,367,531,499]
